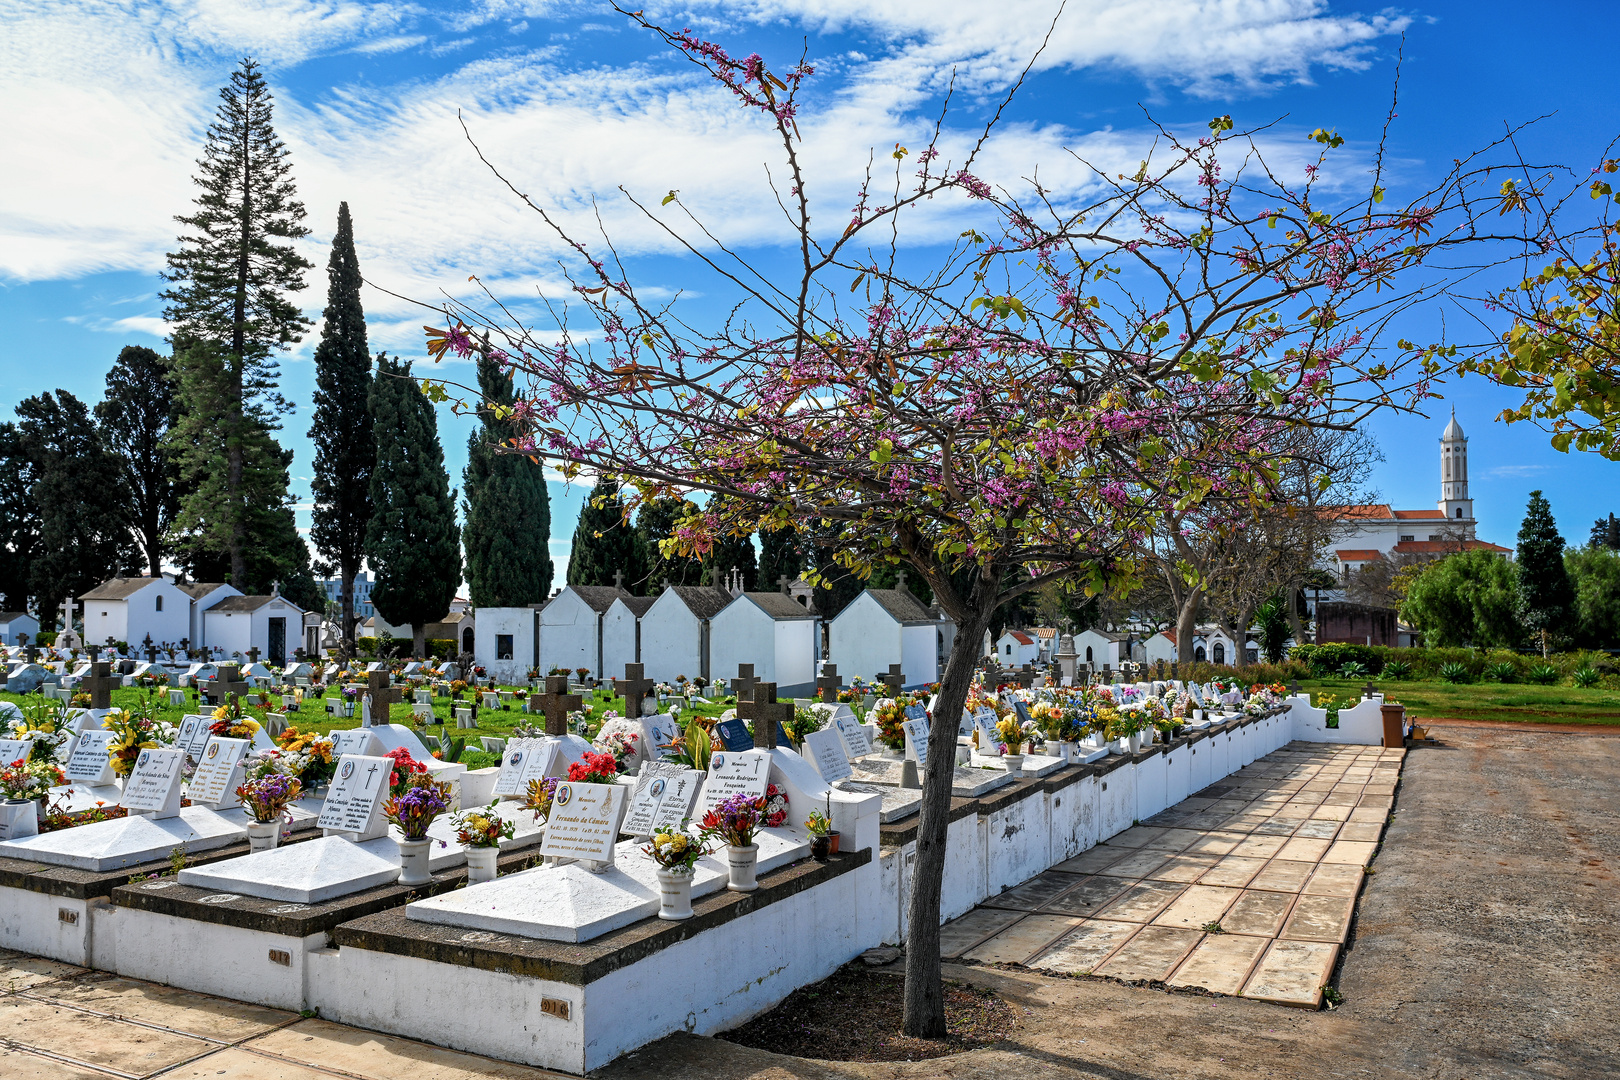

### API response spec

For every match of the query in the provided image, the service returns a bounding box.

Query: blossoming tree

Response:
[422,12,1553,1036]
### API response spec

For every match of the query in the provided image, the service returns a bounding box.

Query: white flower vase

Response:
[397,837,433,886]
[1043,739,1062,757]
[657,867,696,919]
[1061,740,1078,764]
[1129,732,1145,754]
[0,799,39,841]
[726,843,759,892]
[244,819,280,853]
[465,846,499,884]
[1003,752,1025,777]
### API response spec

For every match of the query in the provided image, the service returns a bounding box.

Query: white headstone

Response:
[187,737,250,809]
[803,728,853,783]
[328,728,380,758]
[490,738,561,798]
[119,748,185,818]
[173,716,208,758]
[539,782,627,864]
[974,709,1002,753]
[0,739,30,767]
[832,715,873,760]
[639,713,680,762]
[699,748,772,813]
[63,729,117,786]
[316,754,393,840]
[902,717,930,767]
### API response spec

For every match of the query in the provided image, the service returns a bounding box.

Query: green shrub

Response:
[1528,663,1559,685]
[1484,662,1518,683]
[1338,661,1369,679]
[1573,665,1601,688]
[1380,660,1412,680]
[427,639,457,661]
[1438,662,1471,684]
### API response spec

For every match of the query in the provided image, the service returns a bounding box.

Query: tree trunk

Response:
[903,594,996,1038]
[413,623,426,660]
[341,572,356,646]
[1284,589,1308,652]
[1175,585,1202,667]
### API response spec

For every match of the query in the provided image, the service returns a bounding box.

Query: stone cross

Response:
[246,646,262,666]
[613,569,625,590]
[529,675,583,737]
[365,669,404,723]
[81,661,120,710]
[1016,665,1035,689]
[730,663,759,702]
[204,663,251,707]
[615,663,655,717]
[879,664,905,698]
[777,574,790,594]
[737,682,793,751]
[815,664,843,700]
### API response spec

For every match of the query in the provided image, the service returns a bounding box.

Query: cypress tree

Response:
[308,202,374,644]
[567,478,637,588]
[1517,489,1575,656]
[97,346,178,579]
[161,57,311,585]
[367,356,461,657]
[1591,513,1620,550]
[463,348,553,605]
[756,527,802,592]
[633,496,703,591]
[0,423,38,614]
[701,531,757,592]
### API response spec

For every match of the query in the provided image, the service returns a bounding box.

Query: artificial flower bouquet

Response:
[274,727,337,787]
[0,758,64,802]
[761,783,789,827]
[523,776,560,819]
[385,748,430,797]
[994,715,1027,755]
[452,800,516,848]
[105,706,171,778]
[804,809,833,837]
[567,750,621,784]
[593,718,641,768]
[643,829,707,873]
[235,773,302,824]
[383,775,452,840]
[699,793,766,848]
[871,698,906,750]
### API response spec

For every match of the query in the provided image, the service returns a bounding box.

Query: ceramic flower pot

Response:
[726,843,759,892]
[0,798,39,841]
[465,845,499,884]
[656,867,696,919]
[810,834,832,862]
[1003,753,1025,777]
[1061,740,1078,763]
[828,830,841,854]
[244,819,280,853]
[397,837,433,886]
[1044,739,1063,757]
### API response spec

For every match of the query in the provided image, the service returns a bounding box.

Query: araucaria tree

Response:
[367,356,461,657]
[96,345,179,578]
[463,347,554,606]
[1516,489,1575,655]
[422,13,1557,1036]
[162,56,311,587]
[309,202,375,644]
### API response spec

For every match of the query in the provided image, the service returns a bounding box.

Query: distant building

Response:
[319,571,375,619]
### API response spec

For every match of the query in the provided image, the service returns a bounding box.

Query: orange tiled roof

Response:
[1335,549,1386,562]
[1392,509,1449,520]
[1327,504,1394,520]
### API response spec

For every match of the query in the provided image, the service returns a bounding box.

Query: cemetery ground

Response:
[1296,675,1620,727]
[2,726,1614,1078]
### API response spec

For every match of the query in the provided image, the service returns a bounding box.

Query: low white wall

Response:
[1288,692,1386,744]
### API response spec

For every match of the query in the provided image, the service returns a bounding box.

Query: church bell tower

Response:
[1438,409,1474,528]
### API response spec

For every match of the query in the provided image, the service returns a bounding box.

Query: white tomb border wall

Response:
[0,702,1379,1073]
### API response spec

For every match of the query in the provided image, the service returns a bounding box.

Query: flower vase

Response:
[244,819,280,853]
[1044,739,1062,757]
[397,837,433,886]
[656,867,695,920]
[1003,752,1025,777]
[1128,732,1145,754]
[1061,740,1078,763]
[726,843,759,892]
[465,846,499,884]
[810,834,832,862]
[0,798,39,841]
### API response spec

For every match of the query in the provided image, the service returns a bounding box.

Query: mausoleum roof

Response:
[864,588,935,625]
[561,585,631,614]
[207,595,275,613]
[740,592,818,620]
[618,596,658,618]
[79,576,159,601]
[662,585,734,619]
[178,582,232,600]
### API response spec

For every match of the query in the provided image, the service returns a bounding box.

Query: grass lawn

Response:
[1,683,744,770]
[1298,677,1620,726]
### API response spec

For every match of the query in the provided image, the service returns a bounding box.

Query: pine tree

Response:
[15,392,136,635]
[633,496,703,591]
[367,356,461,657]
[96,346,178,578]
[0,423,41,614]
[566,478,638,588]
[463,348,553,606]
[161,57,311,584]
[756,526,802,592]
[308,202,374,644]
[1517,490,1575,656]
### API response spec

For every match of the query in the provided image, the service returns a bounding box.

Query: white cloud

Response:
[1485,464,1549,479]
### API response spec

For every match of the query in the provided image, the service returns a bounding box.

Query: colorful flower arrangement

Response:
[761,783,788,827]
[235,774,302,824]
[0,757,64,802]
[804,809,833,837]
[383,778,451,840]
[524,776,559,819]
[385,748,430,797]
[6,703,72,764]
[643,829,707,873]
[592,718,641,768]
[452,800,516,848]
[104,706,173,779]
[273,727,337,787]
[699,793,766,848]
[567,751,621,784]
[995,715,1028,754]
[871,698,906,750]
[209,706,262,741]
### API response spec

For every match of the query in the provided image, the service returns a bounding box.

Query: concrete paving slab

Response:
[1106,825,1167,849]
[0,954,86,994]
[1092,880,1187,924]
[1220,890,1296,937]
[242,1018,561,1079]
[1094,849,1171,879]
[1335,820,1384,842]
[1051,846,1132,875]
[1242,938,1338,1008]
[1142,853,1221,883]
[982,871,1082,912]
[1140,827,1204,852]
[1275,836,1331,863]
[1038,876,1135,917]
[1197,855,1269,889]
[961,915,1083,965]
[152,1047,328,1080]
[939,908,1025,959]
[1165,931,1268,995]
[1092,925,1202,983]
[1280,894,1355,943]
[1292,818,1343,839]
[1308,803,1353,821]
[23,974,294,1043]
[1227,833,1287,859]
[1026,919,1140,975]
[1303,863,1364,897]
[1151,884,1241,931]
[1322,839,1379,865]
[0,1048,115,1080]
[1247,859,1316,893]
[0,996,214,1076]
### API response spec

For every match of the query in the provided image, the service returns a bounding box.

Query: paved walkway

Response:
[941,743,1403,1007]
[0,955,564,1080]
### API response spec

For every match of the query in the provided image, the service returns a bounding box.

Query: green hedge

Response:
[1290,644,1618,680]
[355,636,458,660]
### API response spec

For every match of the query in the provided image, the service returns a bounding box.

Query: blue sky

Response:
[5,0,1619,584]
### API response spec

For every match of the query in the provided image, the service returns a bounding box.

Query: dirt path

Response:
[600,729,1620,1080]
